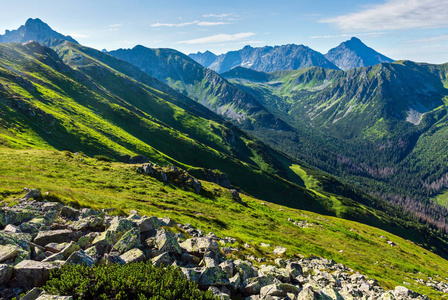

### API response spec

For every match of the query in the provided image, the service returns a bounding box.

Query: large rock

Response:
[0,207,41,227]
[13,260,58,288]
[92,218,133,253]
[180,237,219,254]
[181,267,202,283]
[71,215,104,231]
[43,241,80,262]
[151,252,172,267]
[234,260,257,281]
[64,250,95,267]
[260,284,288,298]
[0,244,21,263]
[0,263,13,284]
[156,228,181,255]
[297,286,318,300]
[181,252,201,266]
[243,275,281,295]
[136,216,160,232]
[111,227,141,254]
[220,260,234,277]
[120,248,146,264]
[0,231,32,263]
[23,188,42,200]
[60,206,80,219]
[259,265,291,283]
[33,229,74,246]
[199,266,230,287]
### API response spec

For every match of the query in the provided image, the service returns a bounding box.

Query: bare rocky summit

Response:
[0,18,78,45]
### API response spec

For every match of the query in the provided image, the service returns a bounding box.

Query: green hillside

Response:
[0,148,448,299]
[0,40,448,285]
[224,63,448,237]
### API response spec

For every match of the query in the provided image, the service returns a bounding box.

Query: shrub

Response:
[43,262,217,300]
[94,155,113,162]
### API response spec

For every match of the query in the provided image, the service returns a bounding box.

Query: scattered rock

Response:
[0,200,433,300]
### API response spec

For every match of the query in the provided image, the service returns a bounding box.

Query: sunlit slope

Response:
[0,148,447,299]
[0,42,447,256]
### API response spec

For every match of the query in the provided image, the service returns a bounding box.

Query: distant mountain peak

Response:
[325,37,393,70]
[190,43,339,73]
[0,18,78,45]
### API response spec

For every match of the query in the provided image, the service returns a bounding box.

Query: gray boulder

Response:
[33,229,74,246]
[180,267,202,283]
[120,248,146,264]
[60,206,80,219]
[0,263,13,284]
[0,231,32,263]
[152,251,172,267]
[234,260,258,281]
[13,260,58,288]
[258,265,291,283]
[156,228,181,255]
[92,218,133,253]
[297,286,318,300]
[111,227,141,254]
[0,244,21,263]
[199,266,230,287]
[137,216,160,232]
[243,275,281,295]
[180,237,219,254]
[64,250,95,267]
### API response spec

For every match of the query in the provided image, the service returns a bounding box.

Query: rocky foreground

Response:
[0,189,442,299]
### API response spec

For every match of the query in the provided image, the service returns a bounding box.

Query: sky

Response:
[0,0,447,63]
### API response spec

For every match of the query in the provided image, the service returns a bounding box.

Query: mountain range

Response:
[189,37,394,73]
[1,18,448,298]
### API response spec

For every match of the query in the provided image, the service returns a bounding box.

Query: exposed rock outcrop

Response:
[0,193,434,300]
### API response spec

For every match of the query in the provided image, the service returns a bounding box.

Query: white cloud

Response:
[151,21,198,27]
[177,32,255,44]
[197,21,228,26]
[151,20,228,27]
[109,24,122,28]
[310,32,385,39]
[322,0,448,31]
[408,34,448,43]
[203,13,232,18]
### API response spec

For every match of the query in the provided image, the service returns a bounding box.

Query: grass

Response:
[0,148,447,299]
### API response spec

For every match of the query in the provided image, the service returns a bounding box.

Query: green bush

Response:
[43,262,217,300]
[94,155,113,162]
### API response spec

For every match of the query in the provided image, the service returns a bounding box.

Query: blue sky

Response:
[0,0,447,63]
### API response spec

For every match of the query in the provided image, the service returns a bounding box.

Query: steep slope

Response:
[224,63,448,235]
[0,18,78,44]
[107,45,289,130]
[194,44,339,74]
[325,37,394,70]
[188,50,216,68]
[0,41,447,256]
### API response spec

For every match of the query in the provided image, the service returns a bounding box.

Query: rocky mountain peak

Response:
[0,18,78,45]
[325,37,393,70]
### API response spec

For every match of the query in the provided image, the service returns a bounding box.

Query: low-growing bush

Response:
[94,155,113,162]
[43,262,217,300]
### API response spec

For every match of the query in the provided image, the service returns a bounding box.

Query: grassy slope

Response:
[1,42,448,256]
[0,148,447,299]
[226,65,448,225]
[2,42,448,287]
